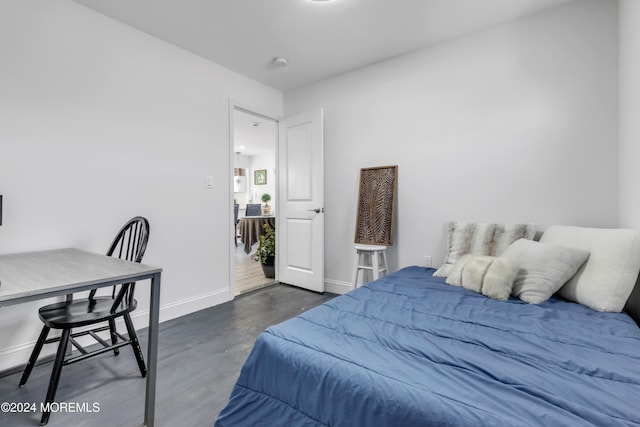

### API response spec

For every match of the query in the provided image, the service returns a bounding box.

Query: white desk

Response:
[0,248,162,427]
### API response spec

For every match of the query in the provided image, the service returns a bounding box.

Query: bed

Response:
[215,225,640,426]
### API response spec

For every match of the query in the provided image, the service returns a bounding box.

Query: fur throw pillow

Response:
[433,222,536,278]
[446,254,519,301]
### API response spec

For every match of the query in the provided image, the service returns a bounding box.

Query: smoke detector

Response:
[273,57,288,68]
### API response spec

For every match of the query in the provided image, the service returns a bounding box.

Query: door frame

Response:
[228,100,280,300]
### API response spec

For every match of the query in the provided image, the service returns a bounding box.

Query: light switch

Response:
[206,176,214,189]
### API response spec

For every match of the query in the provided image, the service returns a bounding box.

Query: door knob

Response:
[308,208,324,213]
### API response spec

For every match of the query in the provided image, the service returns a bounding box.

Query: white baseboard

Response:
[129,287,233,330]
[325,279,353,295]
[0,341,51,376]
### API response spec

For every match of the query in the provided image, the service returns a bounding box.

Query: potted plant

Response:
[261,193,272,216]
[254,223,275,278]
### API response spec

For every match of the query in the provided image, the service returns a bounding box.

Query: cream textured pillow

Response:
[501,239,590,304]
[434,221,536,277]
[446,254,519,301]
[540,226,640,312]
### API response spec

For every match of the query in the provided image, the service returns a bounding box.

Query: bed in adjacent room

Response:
[215,225,640,427]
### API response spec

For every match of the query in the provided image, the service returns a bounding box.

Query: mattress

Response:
[216,266,640,426]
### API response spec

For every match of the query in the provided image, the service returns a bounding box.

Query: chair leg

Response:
[123,313,146,378]
[19,326,51,387]
[41,328,71,425]
[382,250,389,276]
[108,319,120,356]
[372,251,380,281]
[352,251,360,289]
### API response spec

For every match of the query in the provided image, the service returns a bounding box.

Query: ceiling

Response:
[233,109,277,156]
[72,0,573,92]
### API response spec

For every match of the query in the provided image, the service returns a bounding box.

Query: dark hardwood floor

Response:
[0,284,337,427]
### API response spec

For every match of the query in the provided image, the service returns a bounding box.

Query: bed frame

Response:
[624,275,640,326]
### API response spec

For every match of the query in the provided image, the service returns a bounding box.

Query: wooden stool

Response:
[352,244,388,288]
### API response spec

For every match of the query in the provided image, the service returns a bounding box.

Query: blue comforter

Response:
[216,267,640,426]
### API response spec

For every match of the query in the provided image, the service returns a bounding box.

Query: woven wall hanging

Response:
[354,165,398,246]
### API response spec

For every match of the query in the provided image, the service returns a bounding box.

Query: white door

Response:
[277,109,324,292]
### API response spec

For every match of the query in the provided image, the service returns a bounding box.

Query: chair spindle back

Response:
[89,217,150,310]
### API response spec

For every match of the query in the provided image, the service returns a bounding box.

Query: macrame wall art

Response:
[354,165,398,246]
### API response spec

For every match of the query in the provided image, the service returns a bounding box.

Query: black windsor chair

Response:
[19,216,150,425]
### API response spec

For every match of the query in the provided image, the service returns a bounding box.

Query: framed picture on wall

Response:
[254,169,267,185]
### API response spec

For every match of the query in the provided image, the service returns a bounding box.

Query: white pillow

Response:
[433,221,536,278]
[540,226,640,312]
[501,239,590,304]
[446,254,519,301]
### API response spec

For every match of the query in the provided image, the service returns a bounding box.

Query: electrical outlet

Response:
[423,256,432,268]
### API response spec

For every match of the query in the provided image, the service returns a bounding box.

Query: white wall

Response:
[234,154,252,209]
[0,0,282,370]
[284,0,619,293]
[619,0,640,229]
[250,152,277,214]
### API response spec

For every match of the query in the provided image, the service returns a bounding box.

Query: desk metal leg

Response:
[144,272,161,426]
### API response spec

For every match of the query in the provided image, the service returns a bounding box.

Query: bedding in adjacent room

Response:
[216,267,640,427]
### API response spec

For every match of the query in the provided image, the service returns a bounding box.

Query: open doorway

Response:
[232,106,278,296]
